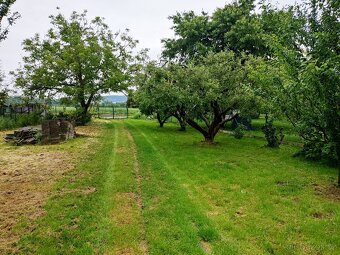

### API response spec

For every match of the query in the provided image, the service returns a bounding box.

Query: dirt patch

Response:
[115,247,135,255]
[311,211,334,219]
[116,146,127,153]
[200,240,212,254]
[0,150,72,254]
[313,183,340,202]
[0,122,101,254]
[113,192,136,226]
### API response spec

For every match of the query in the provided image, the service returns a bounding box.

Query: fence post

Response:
[112,106,115,119]
[126,106,129,119]
[97,105,100,118]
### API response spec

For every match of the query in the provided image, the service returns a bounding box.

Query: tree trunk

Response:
[156,113,169,128]
[179,121,186,131]
[173,112,186,131]
[186,118,217,143]
[204,133,215,143]
[336,142,340,187]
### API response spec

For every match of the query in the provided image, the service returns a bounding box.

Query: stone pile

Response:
[41,119,75,144]
[4,127,41,145]
[4,119,76,146]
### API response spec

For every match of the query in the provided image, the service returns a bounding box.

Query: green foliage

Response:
[12,10,146,122]
[0,69,8,106]
[162,0,262,61]
[233,124,246,139]
[136,62,183,127]
[177,51,257,142]
[72,109,92,125]
[0,112,41,130]
[262,120,284,148]
[44,108,91,125]
[0,0,20,41]
[265,0,339,165]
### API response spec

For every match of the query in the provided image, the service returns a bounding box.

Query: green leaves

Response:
[0,0,20,42]
[12,10,146,116]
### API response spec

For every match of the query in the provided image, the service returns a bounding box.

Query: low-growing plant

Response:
[0,112,42,130]
[262,121,284,148]
[233,124,246,139]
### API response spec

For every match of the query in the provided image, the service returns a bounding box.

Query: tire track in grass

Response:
[126,121,222,255]
[108,121,148,255]
[126,127,149,254]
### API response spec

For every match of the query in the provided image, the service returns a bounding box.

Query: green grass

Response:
[14,119,340,254]
[224,116,302,144]
[16,121,145,254]
[127,120,339,254]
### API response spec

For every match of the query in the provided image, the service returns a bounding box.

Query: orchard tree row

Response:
[135,0,340,184]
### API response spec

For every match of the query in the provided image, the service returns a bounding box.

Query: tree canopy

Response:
[12,10,146,123]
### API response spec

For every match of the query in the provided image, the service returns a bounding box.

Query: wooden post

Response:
[126,106,129,119]
[112,105,115,119]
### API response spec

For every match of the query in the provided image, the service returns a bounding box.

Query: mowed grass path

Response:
[126,120,340,255]
[15,119,340,254]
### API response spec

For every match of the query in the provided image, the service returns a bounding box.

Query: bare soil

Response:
[0,123,100,254]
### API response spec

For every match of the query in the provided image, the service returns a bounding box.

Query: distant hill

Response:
[102,95,127,103]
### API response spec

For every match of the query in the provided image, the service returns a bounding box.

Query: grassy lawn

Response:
[127,120,339,255]
[3,119,339,254]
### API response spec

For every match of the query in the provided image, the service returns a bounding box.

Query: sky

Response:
[0,0,301,87]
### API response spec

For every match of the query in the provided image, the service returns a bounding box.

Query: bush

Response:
[233,124,246,139]
[72,110,92,126]
[0,112,42,130]
[262,121,284,148]
[294,129,337,162]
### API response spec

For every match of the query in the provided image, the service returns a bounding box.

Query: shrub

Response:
[0,112,42,130]
[72,110,92,126]
[262,121,284,148]
[234,124,246,139]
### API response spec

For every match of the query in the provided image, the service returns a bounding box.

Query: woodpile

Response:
[4,127,41,145]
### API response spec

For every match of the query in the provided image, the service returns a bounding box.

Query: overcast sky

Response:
[0,0,301,86]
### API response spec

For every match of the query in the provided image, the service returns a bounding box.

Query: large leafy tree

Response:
[267,0,340,184]
[13,10,144,123]
[177,51,255,143]
[136,63,187,130]
[0,0,20,42]
[162,0,295,62]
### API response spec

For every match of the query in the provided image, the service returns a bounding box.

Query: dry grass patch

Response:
[0,121,101,254]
